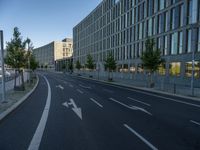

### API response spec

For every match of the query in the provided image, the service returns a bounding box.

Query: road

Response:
[0,71,200,150]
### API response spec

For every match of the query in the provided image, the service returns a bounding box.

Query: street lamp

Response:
[191,44,195,97]
[0,30,6,102]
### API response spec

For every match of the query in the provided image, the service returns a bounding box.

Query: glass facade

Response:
[169,62,181,76]
[73,0,200,80]
[185,61,200,78]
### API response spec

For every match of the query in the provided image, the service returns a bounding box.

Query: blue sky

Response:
[0,0,102,48]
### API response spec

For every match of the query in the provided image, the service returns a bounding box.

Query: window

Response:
[187,29,192,53]
[164,35,168,55]
[137,64,144,73]
[178,31,183,54]
[148,18,152,36]
[158,63,166,75]
[164,11,168,32]
[130,64,136,73]
[159,0,165,10]
[171,8,175,29]
[170,32,178,55]
[179,4,184,27]
[185,61,200,78]
[198,28,200,52]
[169,62,181,76]
[188,0,198,24]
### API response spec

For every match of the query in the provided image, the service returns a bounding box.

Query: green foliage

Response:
[141,38,164,73]
[75,60,81,70]
[104,53,117,72]
[30,54,38,71]
[68,60,73,71]
[85,54,94,70]
[5,27,27,69]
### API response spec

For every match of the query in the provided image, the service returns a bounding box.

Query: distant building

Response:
[33,38,73,69]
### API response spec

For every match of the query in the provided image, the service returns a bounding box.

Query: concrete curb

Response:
[0,75,40,121]
[73,74,200,102]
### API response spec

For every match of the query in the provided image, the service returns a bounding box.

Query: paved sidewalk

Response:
[0,76,38,118]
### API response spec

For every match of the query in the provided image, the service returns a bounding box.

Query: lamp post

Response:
[0,30,6,102]
[191,46,195,97]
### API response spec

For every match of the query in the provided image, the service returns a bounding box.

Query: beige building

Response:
[33,38,73,69]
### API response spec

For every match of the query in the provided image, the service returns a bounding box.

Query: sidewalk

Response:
[0,75,38,120]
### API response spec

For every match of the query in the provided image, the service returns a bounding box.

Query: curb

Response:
[0,75,40,121]
[73,74,200,102]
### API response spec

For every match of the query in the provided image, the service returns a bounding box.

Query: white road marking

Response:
[124,124,158,150]
[90,98,103,108]
[127,97,151,107]
[28,75,51,150]
[56,85,64,90]
[87,80,200,109]
[190,120,200,126]
[68,98,82,120]
[77,89,84,94]
[62,101,69,108]
[79,84,91,89]
[109,98,152,115]
[69,84,74,88]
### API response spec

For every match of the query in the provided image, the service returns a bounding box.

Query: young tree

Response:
[68,60,73,73]
[5,27,28,90]
[75,60,82,75]
[29,54,38,71]
[104,53,117,81]
[85,54,95,77]
[141,38,164,87]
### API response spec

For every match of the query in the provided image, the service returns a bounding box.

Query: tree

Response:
[29,54,38,71]
[67,60,73,73]
[141,38,164,87]
[75,60,81,75]
[85,54,95,77]
[5,27,28,90]
[104,53,117,81]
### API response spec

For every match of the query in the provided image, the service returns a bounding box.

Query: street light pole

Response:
[0,30,6,102]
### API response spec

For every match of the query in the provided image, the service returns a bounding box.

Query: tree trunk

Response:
[20,69,25,91]
[149,72,154,88]
[14,69,17,89]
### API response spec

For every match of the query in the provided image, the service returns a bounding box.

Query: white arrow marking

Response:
[62,101,69,108]
[68,98,82,120]
[109,98,152,115]
[56,85,64,90]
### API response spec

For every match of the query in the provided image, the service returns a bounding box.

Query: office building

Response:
[73,0,200,86]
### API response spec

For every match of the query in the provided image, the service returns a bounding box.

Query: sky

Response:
[0,0,102,48]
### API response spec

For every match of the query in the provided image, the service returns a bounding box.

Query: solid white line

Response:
[90,98,103,108]
[124,124,158,150]
[77,89,83,94]
[28,75,51,150]
[109,98,131,109]
[127,97,151,107]
[190,120,200,126]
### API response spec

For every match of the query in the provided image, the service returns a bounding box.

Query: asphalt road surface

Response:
[0,71,199,150]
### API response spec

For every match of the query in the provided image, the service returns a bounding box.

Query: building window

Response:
[187,29,192,53]
[130,64,136,73]
[198,28,200,52]
[159,0,165,10]
[170,32,178,55]
[171,8,175,30]
[188,0,198,24]
[164,11,168,32]
[169,62,181,76]
[185,61,200,78]
[164,35,168,55]
[158,63,166,75]
[137,64,144,73]
[178,31,183,54]
[179,4,184,27]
